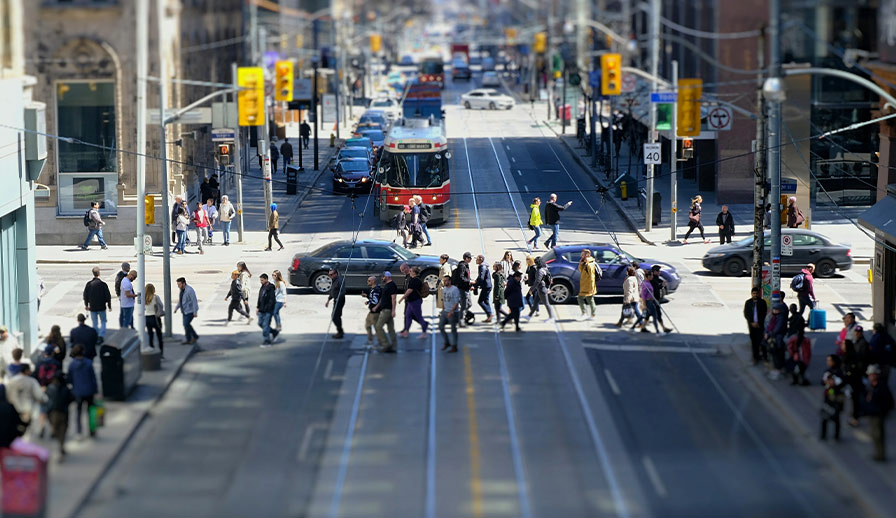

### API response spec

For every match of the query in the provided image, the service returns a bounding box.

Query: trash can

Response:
[286,164,302,195]
[576,117,586,140]
[1,440,49,518]
[652,192,662,226]
[100,330,142,401]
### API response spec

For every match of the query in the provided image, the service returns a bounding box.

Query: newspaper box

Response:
[1,440,49,517]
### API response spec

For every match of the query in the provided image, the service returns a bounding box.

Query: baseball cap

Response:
[383,271,392,278]
[463,251,472,259]
[270,203,277,210]
[0,325,7,333]
[867,364,882,375]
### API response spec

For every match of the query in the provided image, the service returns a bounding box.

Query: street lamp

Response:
[762,77,786,103]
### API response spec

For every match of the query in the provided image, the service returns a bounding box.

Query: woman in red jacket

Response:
[786,328,812,386]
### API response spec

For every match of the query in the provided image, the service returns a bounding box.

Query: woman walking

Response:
[272,270,287,331]
[237,261,252,316]
[144,284,165,358]
[527,197,543,249]
[43,325,67,363]
[523,255,539,319]
[174,208,189,254]
[786,196,805,228]
[617,266,643,327]
[399,266,429,338]
[225,270,252,324]
[500,251,514,281]
[492,262,508,319]
[682,195,709,244]
[533,256,556,322]
[501,271,524,332]
[638,270,663,334]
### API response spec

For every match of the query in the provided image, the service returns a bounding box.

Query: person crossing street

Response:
[257,273,279,347]
[543,193,572,249]
[474,255,493,323]
[326,268,347,339]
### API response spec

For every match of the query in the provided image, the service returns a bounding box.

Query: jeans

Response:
[577,295,596,316]
[182,312,198,341]
[546,223,560,248]
[175,230,187,253]
[477,287,492,317]
[438,312,458,347]
[331,296,345,333]
[75,396,95,435]
[273,301,284,328]
[798,293,815,317]
[525,291,539,314]
[258,312,275,342]
[221,221,232,244]
[643,300,661,332]
[403,298,428,333]
[459,290,472,324]
[420,223,432,244]
[620,301,642,325]
[302,136,310,148]
[90,310,107,338]
[528,225,542,247]
[119,306,134,329]
[146,315,163,354]
[374,309,397,348]
[82,228,107,248]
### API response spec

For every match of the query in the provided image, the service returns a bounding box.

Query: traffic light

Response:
[275,60,293,101]
[237,67,264,126]
[600,53,622,95]
[369,34,382,53]
[217,143,232,165]
[682,138,694,160]
[144,195,155,225]
[534,32,547,53]
[505,28,517,44]
[678,78,703,137]
[568,71,581,87]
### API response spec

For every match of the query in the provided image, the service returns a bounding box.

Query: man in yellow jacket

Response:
[577,249,600,320]
[526,197,543,249]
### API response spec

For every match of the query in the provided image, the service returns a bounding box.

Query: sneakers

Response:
[332,332,344,339]
[576,314,589,321]
[260,341,272,348]
[522,315,531,322]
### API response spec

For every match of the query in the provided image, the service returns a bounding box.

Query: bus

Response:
[374,120,451,225]
[418,57,445,88]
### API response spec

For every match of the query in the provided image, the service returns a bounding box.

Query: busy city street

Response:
[2,1,896,517]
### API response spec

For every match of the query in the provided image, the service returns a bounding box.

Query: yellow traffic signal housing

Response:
[370,34,382,53]
[275,60,293,101]
[678,78,703,137]
[238,67,264,126]
[144,195,155,225]
[505,28,517,43]
[534,32,547,53]
[601,53,622,95]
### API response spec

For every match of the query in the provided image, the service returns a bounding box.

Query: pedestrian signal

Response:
[677,78,702,137]
[682,138,694,159]
[275,61,293,101]
[237,67,264,126]
[217,143,232,165]
[600,53,622,96]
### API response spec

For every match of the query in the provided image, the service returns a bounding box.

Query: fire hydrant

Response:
[620,180,628,201]
[329,133,335,148]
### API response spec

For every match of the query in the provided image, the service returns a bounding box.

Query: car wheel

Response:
[464,101,471,109]
[549,280,572,304]
[815,259,837,278]
[422,270,439,291]
[311,271,332,294]
[722,257,746,277]
[489,102,496,110]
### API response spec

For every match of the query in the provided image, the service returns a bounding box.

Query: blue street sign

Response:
[650,92,677,103]
[589,70,601,88]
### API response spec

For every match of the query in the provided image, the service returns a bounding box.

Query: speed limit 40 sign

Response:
[644,143,661,165]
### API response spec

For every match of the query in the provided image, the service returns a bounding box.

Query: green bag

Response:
[89,405,98,434]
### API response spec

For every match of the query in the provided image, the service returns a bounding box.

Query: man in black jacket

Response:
[69,314,98,360]
[83,267,111,342]
[543,193,573,249]
[475,255,493,323]
[325,268,347,339]
[864,364,894,461]
[743,287,769,364]
[300,121,311,149]
[452,252,473,326]
[280,138,295,172]
[256,273,279,346]
[716,205,735,244]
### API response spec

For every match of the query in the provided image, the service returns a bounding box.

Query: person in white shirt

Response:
[0,326,20,380]
[7,364,47,431]
[218,195,236,246]
[119,270,138,329]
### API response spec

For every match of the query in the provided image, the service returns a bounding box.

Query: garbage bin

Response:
[1,441,49,518]
[652,192,662,226]
[286,164,302,195]
[100,329,142,401]
[576,117,586,140]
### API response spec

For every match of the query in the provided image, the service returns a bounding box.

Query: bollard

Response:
[329,133,336,147]
[620,181,628,201]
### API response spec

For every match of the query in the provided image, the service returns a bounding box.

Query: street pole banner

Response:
[322,94,337,123]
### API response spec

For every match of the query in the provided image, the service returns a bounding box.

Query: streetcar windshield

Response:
[420,61,443,75]
[380,151,449,188]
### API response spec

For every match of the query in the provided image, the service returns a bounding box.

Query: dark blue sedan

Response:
[331,158,372,192]
[541,244,681,304]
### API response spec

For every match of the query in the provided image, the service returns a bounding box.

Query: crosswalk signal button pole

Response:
[600,53,622,96]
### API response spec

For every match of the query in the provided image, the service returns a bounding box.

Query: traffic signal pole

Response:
[135,0,148,349]
[156,0,172,337]
[258,27,273,226]
[645,0,660,232]
[768,0,782,301]
[670,60,678,242]
[232,62,245,243]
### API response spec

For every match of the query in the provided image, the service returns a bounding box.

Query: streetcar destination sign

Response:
[397,143,432,150]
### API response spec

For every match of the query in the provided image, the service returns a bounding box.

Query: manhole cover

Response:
[194,270,223,275]
[691,301,724,308]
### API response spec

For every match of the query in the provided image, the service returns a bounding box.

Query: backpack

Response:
[790,273,805,292]
[83,210,91,227]
[420,203,432,223]
[419,281,431,298]
[37,360,60,387]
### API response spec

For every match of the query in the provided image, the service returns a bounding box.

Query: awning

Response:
[858,195,896,243]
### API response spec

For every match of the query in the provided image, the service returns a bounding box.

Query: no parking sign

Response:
[782,234,793,256]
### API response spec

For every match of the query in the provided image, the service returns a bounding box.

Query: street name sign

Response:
[211,128,236,142]
[148,107,212,125]
[650,92,676,103]
[644,143,661,165]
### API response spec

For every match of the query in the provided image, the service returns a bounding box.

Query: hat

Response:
[383,271,392,278]
[270,203,277,210]
[867,364,882,375]
[772,302,787,312]
[463,251,472,259]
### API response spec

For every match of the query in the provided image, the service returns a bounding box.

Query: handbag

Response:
[622,304,634,318]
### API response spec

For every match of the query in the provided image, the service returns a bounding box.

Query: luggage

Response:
[808,308,827,330]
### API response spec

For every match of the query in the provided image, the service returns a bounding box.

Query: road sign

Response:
[212,102,238,128]
[148,107,212,125]
[135,235,152,255]
[707,106,732,131]
[322,94,337,123]
[211,128,235,142]
[644,143,661,165]
[294,79,312,100]
[781,234,793,256]
[621,74,636,93]
[650,92,676,103]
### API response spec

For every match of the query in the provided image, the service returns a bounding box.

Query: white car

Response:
[481,71,501,87]
[369,98,401,121]
[461,89,515,110]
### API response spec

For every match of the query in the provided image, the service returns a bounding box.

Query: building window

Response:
[56,81,117,215]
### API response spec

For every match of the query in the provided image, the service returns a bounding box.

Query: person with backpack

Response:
[786,196,805,228]
[399,266,429,339]
[79,201,108,250]
[527,197,543,249]
[45,372,74,457]
[792,263,816,317]
[68,344,98,438]
[682,195,709,244]
[576,249,600,321]
[325,268,347,340]
[474,255,493,323]
[452,252,474,326]
[413,195,433,246]
[533,256,556,323]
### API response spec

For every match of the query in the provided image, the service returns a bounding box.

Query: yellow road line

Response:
[454,207,460,230]
[464,346,484,518]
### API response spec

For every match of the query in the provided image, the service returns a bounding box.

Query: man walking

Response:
[192,202,209,255]
[716,205,735,244]
[474,255,493,323]
[266,203,284,251]
[270,141,280,174]
[439,276,461,353]
[793,263,817,317]
[83,267,111,342]
[413,195,433,246]
[174,277,199,344]
[280,138,295,172]
[257,273,279,347]
[205,198,218,244]
[543,193,572,249]
[79,201,108,250]
[452,252,473,326]
[70,314,98,360]
[300,121,311,150]
[325,268,347,339]
[362,276,382,346]
[118,270,138,330]
[743,287,769,364]
[373,271,399,353]
[219,195,236,246]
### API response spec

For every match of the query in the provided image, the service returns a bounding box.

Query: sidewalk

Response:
[551,127,875,263]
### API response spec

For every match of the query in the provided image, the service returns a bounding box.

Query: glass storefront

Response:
[55,81,117,215]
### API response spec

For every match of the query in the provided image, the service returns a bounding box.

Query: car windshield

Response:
[380,150,449,188]
[371,100,392,107]
[359,130,385,141]
[340,148,368,159]
[340,160,369,172]
[389,243,417,260]
[360,115,385,124]
[420,61,443,74]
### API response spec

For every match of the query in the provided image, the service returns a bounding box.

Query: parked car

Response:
[542,244,681,304]
[359,110,388,128]
[288,239,457,293]
[331,158,373,192]
[701,229,852,277]
[356,128,385,151]
[461,88,514,110]
[344,137,372,150]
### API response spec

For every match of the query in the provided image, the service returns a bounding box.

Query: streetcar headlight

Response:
[432,195,437,200]
[394,196,399,201]
[445,152,452,159]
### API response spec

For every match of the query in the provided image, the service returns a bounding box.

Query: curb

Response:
[67,343,199,518]
[727,342,888,518]
[547,124,656,246]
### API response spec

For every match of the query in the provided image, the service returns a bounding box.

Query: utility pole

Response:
[157,0,173,337]
[135,0,148,349]
[313,20,320,171]
[767,0,783,301]
[258,26,273,225]
[670,60,678,242]
[645,0,660,232]
[752,31,767,289]
[561,67,567,134]
[333,18,341,141]
[232,62,245,243]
